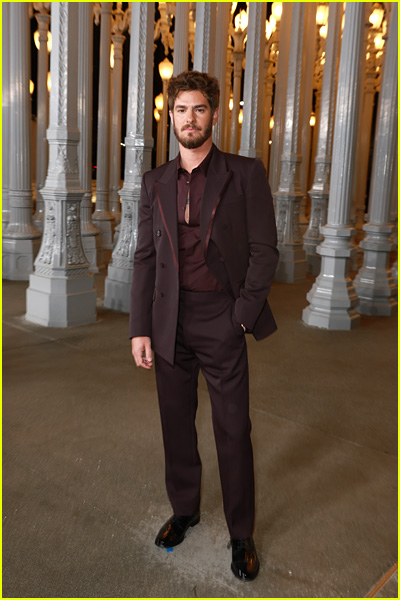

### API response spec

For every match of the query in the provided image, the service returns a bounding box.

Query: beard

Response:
[173,117,213,149]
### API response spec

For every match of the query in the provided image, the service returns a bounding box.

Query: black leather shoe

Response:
[155,512,200,548]
[229,536,260,581]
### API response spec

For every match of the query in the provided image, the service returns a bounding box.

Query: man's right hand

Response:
[131,336,153,369]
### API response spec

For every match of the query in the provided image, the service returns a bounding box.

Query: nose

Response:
[186,109,196,123]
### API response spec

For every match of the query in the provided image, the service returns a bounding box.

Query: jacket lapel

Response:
[155,158,179,271]
[200,146,233,257]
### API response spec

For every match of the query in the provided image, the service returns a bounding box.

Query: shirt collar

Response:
[177,144,214,176]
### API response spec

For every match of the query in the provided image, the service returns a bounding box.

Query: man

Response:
[130,71,278,582]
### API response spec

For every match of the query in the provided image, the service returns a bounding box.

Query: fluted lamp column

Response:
[3,3,41,281]
[354,3,398,316]
[154,94,163,167]
[78,2,101,274]
[2,2,11,231]
[262,9,280,170]
[159,57,173,164]
[303,2,342,275]
[109,3,130,226]
[229,10,247,155]
[239,2,266,159]
[92,2,115,265]
[273,3,310,283]
[26,2,96,327]
[168,2,189,160]
[104,2,154,312]
[303,3,365,330]
[193,3,216,74]
[33,4,51,232]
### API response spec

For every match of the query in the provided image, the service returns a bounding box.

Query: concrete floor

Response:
[2,274,398,598]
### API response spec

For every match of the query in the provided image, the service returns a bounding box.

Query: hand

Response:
[131,336,153,369]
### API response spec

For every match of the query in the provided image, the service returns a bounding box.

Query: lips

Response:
[182,126,200,132]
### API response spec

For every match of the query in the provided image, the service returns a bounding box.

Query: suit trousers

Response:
[154,290,255,539]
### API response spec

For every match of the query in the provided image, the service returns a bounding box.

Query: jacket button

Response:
[161,262,165,268]
[156,229,162,237]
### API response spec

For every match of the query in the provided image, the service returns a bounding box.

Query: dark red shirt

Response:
[177,147,222,291]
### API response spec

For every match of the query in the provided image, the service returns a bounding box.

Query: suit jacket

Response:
[129,145,279,365]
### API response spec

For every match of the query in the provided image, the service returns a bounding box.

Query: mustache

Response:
[182,124,201,131]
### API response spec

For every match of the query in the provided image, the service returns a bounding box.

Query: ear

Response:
[212,107,220,126]
[169,110,174,125]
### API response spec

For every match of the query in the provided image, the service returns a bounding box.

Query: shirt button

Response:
[156,229,162,237]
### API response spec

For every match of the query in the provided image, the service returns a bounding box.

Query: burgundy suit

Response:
[130,145,279,538]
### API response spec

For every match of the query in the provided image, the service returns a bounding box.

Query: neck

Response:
[178,138,213,173]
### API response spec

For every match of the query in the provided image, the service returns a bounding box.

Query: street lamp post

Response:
[229,10,248,154]
[158,57,173,164]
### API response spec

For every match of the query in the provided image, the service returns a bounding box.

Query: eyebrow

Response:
[174,103,208,110]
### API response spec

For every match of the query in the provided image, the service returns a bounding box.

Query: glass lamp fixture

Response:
[374,33,384,50]
[320,24,328,39]
[310,113,316,127]
[154,108,160,122]
[29,80,35,95]
[110,43,114,69]
[47,71,51,92]
[369,3,384,30]
[155,93,164,111]
[33,29,52,52]
[271,2,282,21]
[158,57,173,81]
[316,4,328,26]
[234,10,248,32]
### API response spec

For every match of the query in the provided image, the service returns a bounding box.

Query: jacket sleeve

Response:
[234,159,279,331]
[129,173,156,339]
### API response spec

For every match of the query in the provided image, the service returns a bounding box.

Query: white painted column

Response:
[104,2,154,312]
[298,5,317,234]
[33,6,51,232]
[193,3,216,74]
[109,30,126,224]
[169,2,189,160]
[239,2,266,158]
[303,3,365,330]
[303,3,342,275]
[268,2,292,194]
[390,155,398,288]
[2,2,10,230]
[354,3,398,315]
[92,2,115,264]
[229,44,245,154]
[273,3,310,283]
[261,41,277,171]
[3,3,41,281]
[78,2,101,274]
[223,43,233,153]
[212,2,230,149]
[26,3,96,327]
[353,22,378,231]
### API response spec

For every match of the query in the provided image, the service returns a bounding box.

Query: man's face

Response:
[170,90,219,150]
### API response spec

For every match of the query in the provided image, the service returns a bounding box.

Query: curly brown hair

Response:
[167,71,220,113]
